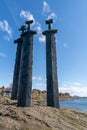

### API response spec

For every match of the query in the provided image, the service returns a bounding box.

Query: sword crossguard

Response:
[25,20,33,31]
[46,19,53,30]
[19,25,27,33]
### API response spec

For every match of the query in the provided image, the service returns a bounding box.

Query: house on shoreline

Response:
[0,87,11,97]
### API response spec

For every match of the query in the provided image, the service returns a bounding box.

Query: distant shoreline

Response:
[32,89,79,102]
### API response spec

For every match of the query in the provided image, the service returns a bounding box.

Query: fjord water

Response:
[60,98,87,111]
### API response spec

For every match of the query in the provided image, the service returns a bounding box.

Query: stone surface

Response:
[43,29,59,108]
[0,96,87,130]
[17,31,36,107]
[11,38,22,100]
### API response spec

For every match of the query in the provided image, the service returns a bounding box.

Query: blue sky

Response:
[0,0,87,96]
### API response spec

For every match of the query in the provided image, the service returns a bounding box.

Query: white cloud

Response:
[59,81,87,96]
[63,43,68,48]
[36,83,46,87]
[32,76,37,80]
[32,76,46,90]
[3,35,10,41]
[3,20,12,37]
[47,12,57,21]
[42,1,57,22]
[59,86,87,97]
[20,10,35,24]
[0,20,12,40]
[32,76,43,81]
[62,83,67,87]
[33,83,46,90]
[38,35,45,43]
[61,82,81,86]
[21,11,43,42]
[37,76,42,80]
[42,1,51,15]
[20,10,42,33]
[34,22,45,43]
[34,22,42,34]
[36,25,42,33]
[59,81,87,97]
[74,82,81,86]
[0,52,7,58]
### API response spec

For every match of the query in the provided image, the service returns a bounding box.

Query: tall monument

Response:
[11,26,26,100]
[17,20,37,107]
[11,37,23,100]
[43,19,59,108]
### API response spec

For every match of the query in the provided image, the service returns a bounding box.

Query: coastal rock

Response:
[0,96,87,130]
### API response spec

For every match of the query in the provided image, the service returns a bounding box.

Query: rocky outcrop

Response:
[32,89,47,101]
[0,105,87,130]
[0,96,87,130]
[32,89,74,101]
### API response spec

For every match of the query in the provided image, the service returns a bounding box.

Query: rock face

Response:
[32,89,47,101]
[0,96,87,130]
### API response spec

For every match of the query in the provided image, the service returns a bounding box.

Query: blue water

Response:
[60,98,87,111]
